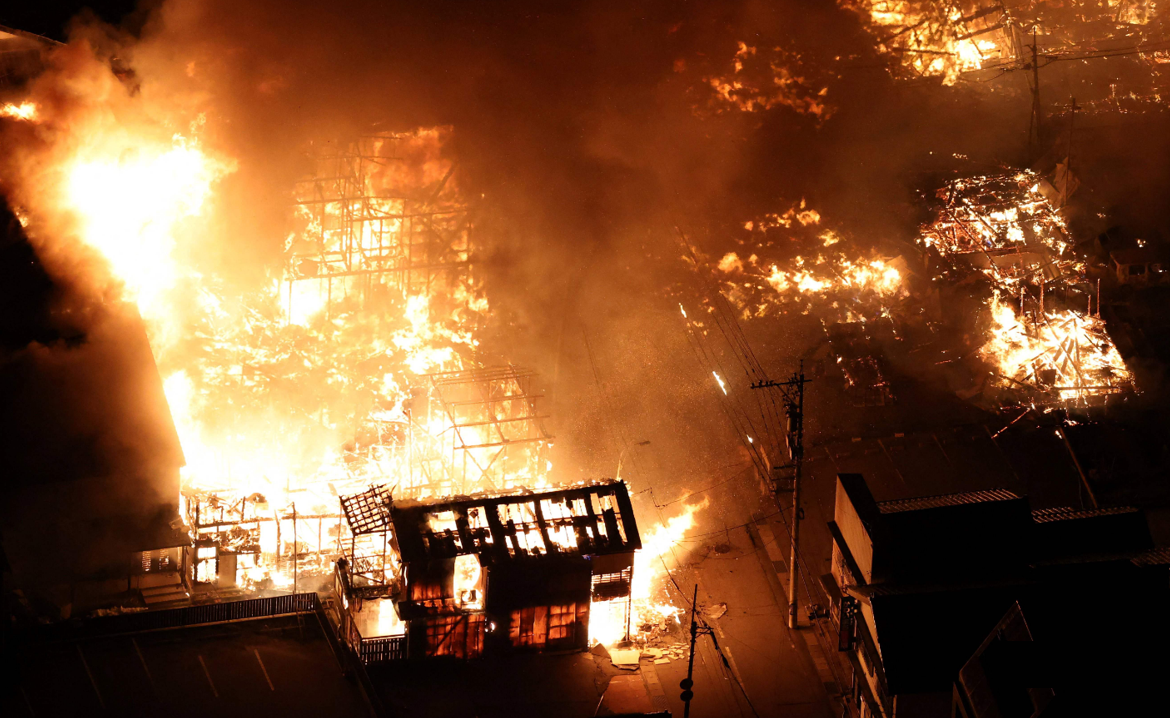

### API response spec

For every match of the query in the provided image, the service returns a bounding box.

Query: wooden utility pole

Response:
[752,362,809,629]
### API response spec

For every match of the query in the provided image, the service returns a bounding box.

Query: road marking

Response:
[198,655,219,698]
[132,637,156,690]
[76,645,105,709]
[254,648,275,691]
[720,645,748,693]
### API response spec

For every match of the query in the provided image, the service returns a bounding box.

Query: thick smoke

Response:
[8,0,1166,581]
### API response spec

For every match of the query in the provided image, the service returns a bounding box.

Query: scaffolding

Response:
[285,132,474,313]
[404,366,553,498]
[338,484,399,596]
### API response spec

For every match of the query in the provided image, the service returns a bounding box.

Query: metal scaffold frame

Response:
[405,366,553,498]
[286,132,474,311]
[338,484,398,594]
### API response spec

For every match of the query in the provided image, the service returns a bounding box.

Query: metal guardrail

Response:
[335,559,408,664]
[34,592,321,641]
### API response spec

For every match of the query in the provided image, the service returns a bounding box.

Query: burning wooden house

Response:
[847,0,1165,89]
[915,171,1133,405]
[919,171,1077,290]
[333,479,641,663]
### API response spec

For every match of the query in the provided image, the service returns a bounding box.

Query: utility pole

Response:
[751,362,810,629]
[1062,97,1080,206]
[681,584,699,718]
[1027,27,1042,158]
[680,582,753,717]
[680,583,717,718]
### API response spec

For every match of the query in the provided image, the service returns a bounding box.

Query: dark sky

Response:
[0,1,141,40]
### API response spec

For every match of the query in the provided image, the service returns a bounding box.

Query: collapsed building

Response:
[917,171,1133,405]
[181,363,552,596]
[919,171,1076,289]
[331,479,641,662]
[165,131,554,601]
[846,0,1168,91]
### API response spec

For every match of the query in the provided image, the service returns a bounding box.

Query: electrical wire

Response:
[639,462,754,508]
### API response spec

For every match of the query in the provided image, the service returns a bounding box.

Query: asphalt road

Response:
[650,520,835,718]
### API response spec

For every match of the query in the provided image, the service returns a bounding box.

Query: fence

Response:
[35,592,321,641]
[360,634,408,664]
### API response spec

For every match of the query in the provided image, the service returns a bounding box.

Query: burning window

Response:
[511,605,548,647]
[548,602,588,642]
[509,604,586,648]
[424,614,484,659]
[138,548,177,573]
[354,597,406,639]
[409,561,454,608]
[453,553,484,610]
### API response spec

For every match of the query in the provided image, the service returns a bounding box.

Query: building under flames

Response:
[917,171,1133,405]
[332,479,641,662]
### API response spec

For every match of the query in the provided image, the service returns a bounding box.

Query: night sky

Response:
[1,1,141,40]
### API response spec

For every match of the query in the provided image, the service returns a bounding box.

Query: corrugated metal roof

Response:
[877,489,1021,514]
[1031,505,1139,523]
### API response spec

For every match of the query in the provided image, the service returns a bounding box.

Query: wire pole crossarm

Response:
[1028,27,1042,156]
[751,362,810,629]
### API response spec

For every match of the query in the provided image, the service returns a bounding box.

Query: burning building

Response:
[331,479,641,662]
[846,0,1168,91]
[915,171,1134,405]
[7,2,1170,714]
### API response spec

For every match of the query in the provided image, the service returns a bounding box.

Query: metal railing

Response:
[334,560,407,664]
[360,634,407,664]
[35,592,321,641]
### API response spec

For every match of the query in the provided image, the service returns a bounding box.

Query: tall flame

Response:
[589,499,709,646]
[62,135,230,314]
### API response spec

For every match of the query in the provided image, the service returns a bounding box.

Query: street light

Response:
[615,440,651,480]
